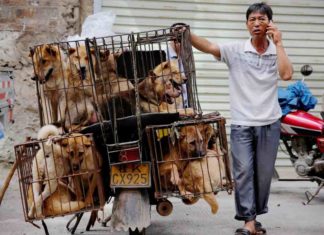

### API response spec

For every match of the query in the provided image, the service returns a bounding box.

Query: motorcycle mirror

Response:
[300,64,313,76]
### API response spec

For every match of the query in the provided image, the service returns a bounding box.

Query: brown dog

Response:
[27,181,85,218]
[59,133,102,205]
[94,48,134,95]
[181,149,225,214]
[158,124,208,196]
[30,44,68,124]
[138,60,194,116]
[63,45,99,131]
[180,124,225,214]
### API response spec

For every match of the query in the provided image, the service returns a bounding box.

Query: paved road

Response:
[1,163,323,235]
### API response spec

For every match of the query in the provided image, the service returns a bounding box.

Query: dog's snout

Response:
[72,164,80,171]
[80,66,87,80]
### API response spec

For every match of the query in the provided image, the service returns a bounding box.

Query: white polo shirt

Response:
[217,39,282,126]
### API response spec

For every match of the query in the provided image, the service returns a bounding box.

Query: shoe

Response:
[255,221,267,234]
[235,228,253,235]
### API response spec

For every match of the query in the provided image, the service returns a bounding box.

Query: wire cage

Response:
[14,134,105,222]
[85,25,202,169]
[27,24,232,213]
[146,112,232,200]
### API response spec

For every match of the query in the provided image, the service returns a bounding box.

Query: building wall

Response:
[0,0,94,161]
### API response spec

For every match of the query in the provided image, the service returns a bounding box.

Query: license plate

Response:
[110,163,151,188]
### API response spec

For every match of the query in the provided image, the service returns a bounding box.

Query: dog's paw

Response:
[170,171,180,185]
[27,209,35,219]
[211,205,219,214]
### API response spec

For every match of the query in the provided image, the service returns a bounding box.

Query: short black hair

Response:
[246,2,273,21]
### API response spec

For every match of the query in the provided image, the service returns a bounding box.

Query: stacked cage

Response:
[15,133,105,221]
[146,113,232,214]
[17,24,232,222]
[88,25,233,209]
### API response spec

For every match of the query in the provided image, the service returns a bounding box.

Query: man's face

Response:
[246,11,270,38]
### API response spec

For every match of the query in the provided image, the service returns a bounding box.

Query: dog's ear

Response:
[68,47,77,55]
[98,49,110,61]
[90,48,96,55]
[56,137,68,147]
[45,45,57,57]
[29,48,35,57]
[83,136,92,148]
[163,61,170,69]
[148,70,157,82]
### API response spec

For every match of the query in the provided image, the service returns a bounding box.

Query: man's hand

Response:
[266,21,283,46]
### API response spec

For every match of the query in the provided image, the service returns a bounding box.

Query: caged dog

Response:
[94,49,135,120]
[158,124,208,197]
[138,60,194,116]
[64,45,99,131]
[94,48,134,96]
[106,59,194,117]
[59,133,103,206]
[30,44,69,124]
[28,124,71,218]
[180,124,226,214]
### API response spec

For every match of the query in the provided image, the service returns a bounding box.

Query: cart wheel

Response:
[129,228,146,235]
[156,199,173,216]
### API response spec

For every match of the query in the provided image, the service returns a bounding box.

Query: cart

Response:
[15,25,233,235]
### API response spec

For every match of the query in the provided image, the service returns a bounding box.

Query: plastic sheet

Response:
[278,80,318,116]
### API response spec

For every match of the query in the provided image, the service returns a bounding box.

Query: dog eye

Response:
[41,59,47,64]
[74,55,80,60]
[189,140,196,146]
[70,151,74,156]
[78,152,84,157]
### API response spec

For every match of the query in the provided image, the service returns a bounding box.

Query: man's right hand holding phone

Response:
[266,20,283,47]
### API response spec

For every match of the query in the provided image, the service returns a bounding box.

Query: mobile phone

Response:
[267,20,273,40]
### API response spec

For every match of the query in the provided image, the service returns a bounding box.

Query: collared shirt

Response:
[217,38,282,126]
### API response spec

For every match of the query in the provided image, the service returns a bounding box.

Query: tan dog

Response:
[94,49,135,120]
[158,124,208,197]
[95,48,134,95]
[59,133,102,205]
[64,46,99,131]
[138,60,194,116]
[30,44,68,123]
[27,181,85,217]
[180,124,225,214]
[28,124,70,218]
[181,149,225,214]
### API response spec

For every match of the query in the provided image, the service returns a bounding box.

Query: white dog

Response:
[28,124,69,218]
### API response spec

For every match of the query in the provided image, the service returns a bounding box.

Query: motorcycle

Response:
[280,64,324,204]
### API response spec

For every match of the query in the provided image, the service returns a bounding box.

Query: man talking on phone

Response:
[186,2,293,235]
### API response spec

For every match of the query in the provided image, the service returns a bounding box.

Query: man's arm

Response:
[267,21,293,81]
[190,32,221,59]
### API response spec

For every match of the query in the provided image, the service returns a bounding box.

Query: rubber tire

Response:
[129,228,146,235]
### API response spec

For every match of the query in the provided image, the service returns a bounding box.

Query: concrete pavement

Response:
[1,162,323,235]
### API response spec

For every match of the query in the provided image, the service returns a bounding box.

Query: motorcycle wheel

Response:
[129,228,146,235]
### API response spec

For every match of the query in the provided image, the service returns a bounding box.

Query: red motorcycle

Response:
[280,65,324,204]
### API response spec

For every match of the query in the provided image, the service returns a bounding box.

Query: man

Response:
[187,2,293,235]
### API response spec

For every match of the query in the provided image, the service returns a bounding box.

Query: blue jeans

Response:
[230,120,281,221]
